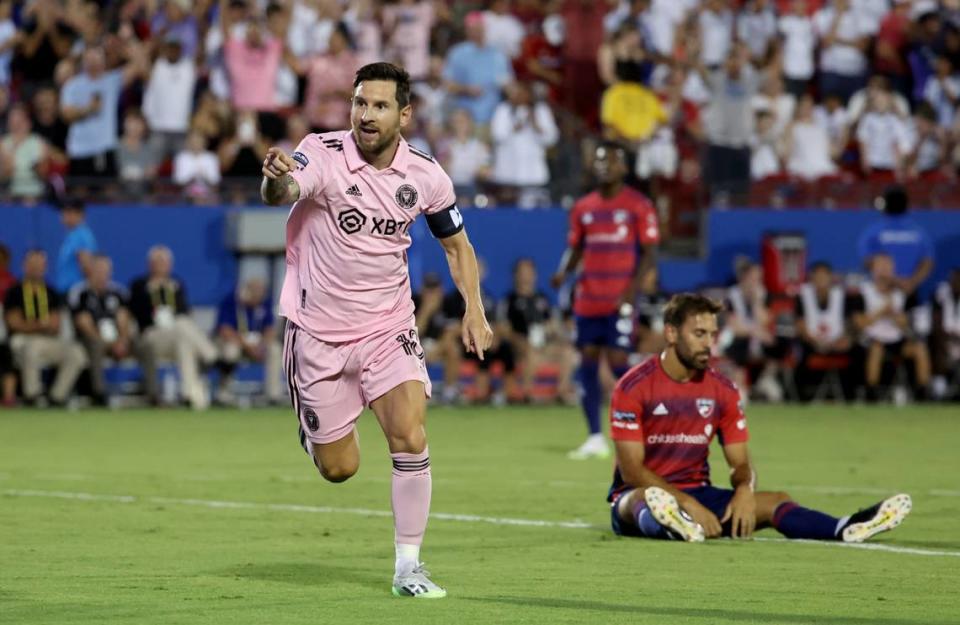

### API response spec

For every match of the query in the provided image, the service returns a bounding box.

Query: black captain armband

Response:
[425,204,465,239]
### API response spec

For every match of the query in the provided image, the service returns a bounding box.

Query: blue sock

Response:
[578,357,601,435]
[772,502,842,540]
[632,501,673,539]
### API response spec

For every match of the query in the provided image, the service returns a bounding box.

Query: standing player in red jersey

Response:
[608,293,912,543]
[551,141,660,459]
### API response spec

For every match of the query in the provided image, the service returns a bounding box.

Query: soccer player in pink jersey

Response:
[260,62,493,598]
[608,294,912,544]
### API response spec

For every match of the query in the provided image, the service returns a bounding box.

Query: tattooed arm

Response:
[260,147,301,205]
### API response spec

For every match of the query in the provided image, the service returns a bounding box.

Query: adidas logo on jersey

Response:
[652,403,669,416]
[346,184,362,197]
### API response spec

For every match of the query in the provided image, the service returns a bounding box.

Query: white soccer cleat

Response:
[567,434,611,460]
[841,493,912,543]
[392,565,447,599]
[644,486,706,543]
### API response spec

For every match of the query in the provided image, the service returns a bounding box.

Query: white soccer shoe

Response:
[392,565,447,599]
[567,434,611,460]
[644,486,706,543]
[841,493,912,543]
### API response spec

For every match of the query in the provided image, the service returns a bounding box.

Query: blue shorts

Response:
[575,314,633,351]
[610,486,735,538]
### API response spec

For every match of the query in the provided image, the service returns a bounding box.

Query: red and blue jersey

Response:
[568,187,659,317]
[607,356,749,501]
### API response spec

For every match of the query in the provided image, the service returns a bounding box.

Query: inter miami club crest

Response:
[303,407,319,432]
[394,184,418,209]
[696,398,715,418]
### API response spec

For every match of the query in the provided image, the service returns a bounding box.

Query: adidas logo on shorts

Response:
[346,184,362,197]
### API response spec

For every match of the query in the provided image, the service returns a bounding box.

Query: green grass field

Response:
[2,404,959,625]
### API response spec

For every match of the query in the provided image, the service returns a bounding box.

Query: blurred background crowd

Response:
[2,0,960,410]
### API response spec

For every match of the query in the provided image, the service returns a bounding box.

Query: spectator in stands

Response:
[129,245,217,409]
[598,21,650,88]
[848,75,910,126]
[874,0,913,99]
[69,255,132,406]
[698,42,759,200]
[219,111,269,179]
[750,107,781,180]
[753,72,795,136]
[858,185,934,296]
[221,0,286,114]
[12,0,74,97]
[142,37,196,162]
[303,23,359,133]
[0,243,15,407]
[794,261,858,401]
[777,0,817,98]
[30,88,67,161]
[515,10,565,105]
[498,258,555,400]
[276,114,310,155]
[381,0,435,80]
[437,108,491,207]
[490,81,558,208]
[783,93,839,180]
[921,55,960,129]
[60,44,147,179]
[906,103,951,182]
[856,89,912,182]
[814,0,871,104]
[738,0,777,66]
[443,11,513,126]
[174,131,222,202]
[851,253,930,401]
[724,258,784,401]
[116,110,159,197]
[3,249,86,406]
[413,56,449,145]
[56,201,97,294]
[0,103,49,203]
[699,0,735,70]
[483,0,525,60]
[634,266,668,356]
[0,0,16,88]
[931,268,960,399]
[412,272,461,400]
[214,276,282,405]
[151,0,200,58]
[265,2,300,110]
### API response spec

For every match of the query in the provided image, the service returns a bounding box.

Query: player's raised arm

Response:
[720,442,758,539]
[260,147,301,206]
[438,230,493,360]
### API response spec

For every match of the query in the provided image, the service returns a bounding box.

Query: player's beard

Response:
[355,124,400,160]
[676,341,710,372]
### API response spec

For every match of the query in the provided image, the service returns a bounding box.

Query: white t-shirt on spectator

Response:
[908,125,944,173]
[143,57,196,134]
[922,76,960,127]
[173,150,221,186]
[490,102,559,187]
[750,135,781,180]
[787,120,838,180]
[847,89,910,123]
[738,9,777,60]
[815,105,850,144]
[778,14,816,80]
[856,112,912,169]
[814,8,870,76]
[851,0,889,35]
[443,137,491,186]
[287,1,319,57]
[484,11,525,59]
[700,8,734,67]
[752,93,796,136]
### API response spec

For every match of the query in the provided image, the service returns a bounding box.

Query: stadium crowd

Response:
[6,0,960,213]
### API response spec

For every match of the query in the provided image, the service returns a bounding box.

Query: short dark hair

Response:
[62,200,85,213]
[354,62,411,108]
[663,293,723,329]
[879,185,908,216]
[810,260,832,273]
[596,139,627,159]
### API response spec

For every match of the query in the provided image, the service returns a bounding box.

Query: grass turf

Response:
[1,404,958,624]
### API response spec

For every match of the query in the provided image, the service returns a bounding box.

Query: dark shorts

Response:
[575,314,632,351]
[610,485,736,538]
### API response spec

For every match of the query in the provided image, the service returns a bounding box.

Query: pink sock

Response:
[391,448,432,556]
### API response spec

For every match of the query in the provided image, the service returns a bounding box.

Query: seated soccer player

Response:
[608,293,912,543]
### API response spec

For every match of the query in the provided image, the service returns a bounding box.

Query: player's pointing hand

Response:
[462,305,493,361]
[262,147,296,179]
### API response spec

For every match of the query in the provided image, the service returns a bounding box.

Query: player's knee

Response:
[319,461,358,483]
[774,490,792,505]
[387,431,427,455]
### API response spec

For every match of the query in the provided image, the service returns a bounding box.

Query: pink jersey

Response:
[281,130,458,342]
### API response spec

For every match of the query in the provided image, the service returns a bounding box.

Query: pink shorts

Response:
[282,318,432,447]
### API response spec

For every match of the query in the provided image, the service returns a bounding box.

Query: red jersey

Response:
[607,356,749,501]
[568,187,659,317]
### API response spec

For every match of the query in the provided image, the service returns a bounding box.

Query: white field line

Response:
[4,488,959,558]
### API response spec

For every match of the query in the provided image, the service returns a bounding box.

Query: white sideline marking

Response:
[4,488,959,558]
